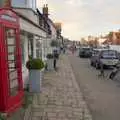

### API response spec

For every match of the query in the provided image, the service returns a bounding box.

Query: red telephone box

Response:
[0,8,24,114]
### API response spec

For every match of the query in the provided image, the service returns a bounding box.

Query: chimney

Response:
[43,4,49,18]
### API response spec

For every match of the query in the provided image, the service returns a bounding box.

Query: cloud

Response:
[37,0,120,40]
[65,0,83,6]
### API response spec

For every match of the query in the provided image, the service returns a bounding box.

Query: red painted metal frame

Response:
[0,8,24,114]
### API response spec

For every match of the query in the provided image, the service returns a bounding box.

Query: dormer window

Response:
[11,0,36,10]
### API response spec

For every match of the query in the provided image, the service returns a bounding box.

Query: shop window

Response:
[12,0,36,10]
[28,39,33,58]
[36,39,42,58]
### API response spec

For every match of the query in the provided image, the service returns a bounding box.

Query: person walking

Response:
[53,49,59,70]
[63,47,66,54]
[98,62,104,78]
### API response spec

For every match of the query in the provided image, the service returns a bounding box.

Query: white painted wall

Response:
[19,18,47,88]
[19,18,46,36]
[45,20,57,55]
[14,8,39,25]
[14,8,58,88]
[21,32,29,88]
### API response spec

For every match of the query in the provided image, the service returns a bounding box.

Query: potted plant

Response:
[26,58,44,93]
[46,53,54,71]
[0,113,7,120]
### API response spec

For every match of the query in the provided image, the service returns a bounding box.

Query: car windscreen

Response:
[82,48,90,51]
[102,50,117,59]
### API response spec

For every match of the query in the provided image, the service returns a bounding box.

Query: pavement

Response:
[31,55,92,120]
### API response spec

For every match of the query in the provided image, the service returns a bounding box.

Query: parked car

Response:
[90,49,120,69]
[109,62,120,79]
[79,47,92,58]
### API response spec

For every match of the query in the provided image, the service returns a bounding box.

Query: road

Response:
[68,53,120,120]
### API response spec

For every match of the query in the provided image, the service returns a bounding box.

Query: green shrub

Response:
[46,53,54,59]
[50,40,58,47]
[0,113,6,120]
[26,58,44,70]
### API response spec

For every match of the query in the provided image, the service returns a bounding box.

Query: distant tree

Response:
[88,37,99,47]
[107,32,113,42]
[94,37,99,47]
[50,40,58,47]
[80,38,87,45]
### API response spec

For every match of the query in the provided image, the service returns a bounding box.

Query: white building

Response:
[41,5,57,61]
[11,0,57,88]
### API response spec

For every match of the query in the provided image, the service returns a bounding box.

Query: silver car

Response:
[90,49,120,69]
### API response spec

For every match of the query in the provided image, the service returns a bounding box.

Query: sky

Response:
[37,0,120,40]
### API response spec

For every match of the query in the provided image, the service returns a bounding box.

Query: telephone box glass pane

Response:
[8,54,15,61]
[8,46,16,53]
[6,28,19,96]
[9,62,16,69]
[6,29,15,45]
[9,71,18,81]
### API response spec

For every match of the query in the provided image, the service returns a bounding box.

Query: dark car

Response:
[90,49,120,69]
[79,47,92,58]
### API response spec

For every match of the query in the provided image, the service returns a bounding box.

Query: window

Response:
[102,50,117,58]
[28,39,33,58]
[36,39,42,58]
[11,0,36,10]
[28,0,36,10]
[5,28,19,96]
[12,0,26,8]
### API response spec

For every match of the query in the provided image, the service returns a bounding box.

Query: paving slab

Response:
[31,55,92,120]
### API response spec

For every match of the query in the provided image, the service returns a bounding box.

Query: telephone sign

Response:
[1,14,17,22]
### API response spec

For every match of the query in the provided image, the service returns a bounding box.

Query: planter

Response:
[29,69,44,93]
[47,59,54,71]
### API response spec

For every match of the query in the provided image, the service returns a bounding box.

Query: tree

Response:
[80,38,87,45]
[87,37,99,47]
[50,40,59,47]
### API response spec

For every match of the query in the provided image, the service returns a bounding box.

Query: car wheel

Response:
[90,62,93,66]
[92,62,95,67]
[95,62,100,69]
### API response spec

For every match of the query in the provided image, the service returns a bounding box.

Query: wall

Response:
[14,8,39,25]
[46,20,57,55]
[21,32,29,88]
[18,16,47,88]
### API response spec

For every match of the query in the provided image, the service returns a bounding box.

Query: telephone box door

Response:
[3,25,23,113]
[0,8,24,113]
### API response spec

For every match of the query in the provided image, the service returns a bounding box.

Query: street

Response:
[69,53,120,120]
